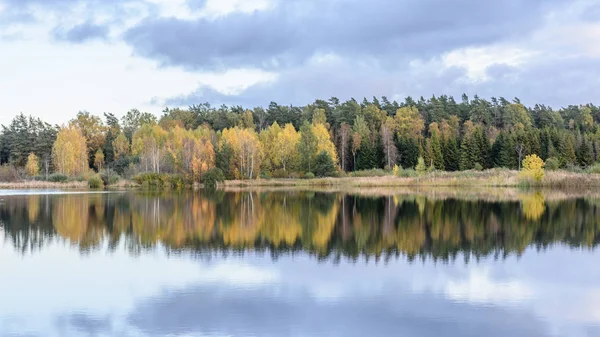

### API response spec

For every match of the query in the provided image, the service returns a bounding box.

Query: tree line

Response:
[1,191,598,261]
[2,94,600,181]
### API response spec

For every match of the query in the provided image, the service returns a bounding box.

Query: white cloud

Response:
[195,68,278,95]
[201,0,273,18]
[444,269,533,305]
[142,0,273,20]
[196,261,280,287]
[0,35,276,125]
[443,46,536,83]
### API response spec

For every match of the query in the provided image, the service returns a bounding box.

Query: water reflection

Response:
[1,190,600,337]
[1,190,600,260]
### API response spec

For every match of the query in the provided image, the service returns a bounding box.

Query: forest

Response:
[1,94,599,183]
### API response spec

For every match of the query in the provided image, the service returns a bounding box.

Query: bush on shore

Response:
[202,168,225,189]
[0,165,20,182]
[88,174,104,189]
[134,172,186,188]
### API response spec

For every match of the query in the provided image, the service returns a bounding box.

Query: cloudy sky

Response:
[1,0,599,125]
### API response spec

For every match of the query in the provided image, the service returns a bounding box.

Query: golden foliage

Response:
[221,127,263,179]
[312,123,338,165]
[394,106,424,139]
[112,133,129,159]
[25,152,39,176]
[520,192,546,221]
[521,154,545,182]
[52,125,88,176]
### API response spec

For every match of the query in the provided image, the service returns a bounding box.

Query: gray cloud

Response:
[124,0,569,71]
[126,283,550,337]
[164,54,600,109]
[52,21,109,43]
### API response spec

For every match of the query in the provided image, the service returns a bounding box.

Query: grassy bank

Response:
[2,169,600,190]
[225,169,600,188]
[0,180,88,189]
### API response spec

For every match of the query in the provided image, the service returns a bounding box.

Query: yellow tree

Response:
[394,106,424,139]
[312,108,328,128]
[312,123,338,165]
[52,125,88,176]
[132,124,168,173]
[94,149,104,171]
[25,153,39,176]
[259,122,282,172]
[112,133,129,159]
[221,127,263,179]
[276,123,300,171]
[69,111,107,165]
[166,126,215,181]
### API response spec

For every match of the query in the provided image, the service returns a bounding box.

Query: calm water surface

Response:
[1,189,599,337]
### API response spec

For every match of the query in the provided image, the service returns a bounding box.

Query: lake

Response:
[0,188,599,337]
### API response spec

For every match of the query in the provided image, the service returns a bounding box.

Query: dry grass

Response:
[225,169,600,188]
[223,184,600,203]
[0,180,88,189]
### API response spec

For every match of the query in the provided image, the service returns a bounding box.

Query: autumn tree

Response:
[276,123,300,171]
[25,152,39,176]
[132,124,168,173]
[380,117,397,169]
[94,149,105,171]
[394,106,424,139]
[52,125,88,176]
[112,133,130,160]
[69,111,107,167]
[221,127,263,179]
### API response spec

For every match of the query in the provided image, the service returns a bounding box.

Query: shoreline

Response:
[2,169,600,190]
[224,169,600,188]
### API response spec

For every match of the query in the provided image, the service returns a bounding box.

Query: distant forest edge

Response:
[1,95,600,184]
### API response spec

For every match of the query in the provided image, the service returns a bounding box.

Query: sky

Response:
[1,0,599,125]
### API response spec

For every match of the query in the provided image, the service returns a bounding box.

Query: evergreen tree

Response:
[314,151,337,177]
[443,138,460,171]
[216,142,235,179]
[578,136,594,167]
[559,134,577,167]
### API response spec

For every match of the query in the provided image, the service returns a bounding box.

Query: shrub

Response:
[272,169,289,178]
[473,163,483,171]
[110,156,138,177]
[565,164,584,173]
[88,175,104,189]
[169,174,185,189]
[415,157,427,176]
[0,165,19,182]
[587,163,600,174]
[521,154,545,182]
[398,168,418,177]
[202,168,225,189]
[350,169,388,177]
[314,151,337,177]
[48,173,68,183]
[134,172,186,188]
[99,170,120,186]
[288,172,303,179]
[393,164,400,177]
[304,172,315,179]
[545,157,560,171]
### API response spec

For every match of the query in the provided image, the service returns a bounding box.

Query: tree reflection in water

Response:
[1,190,599,262]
